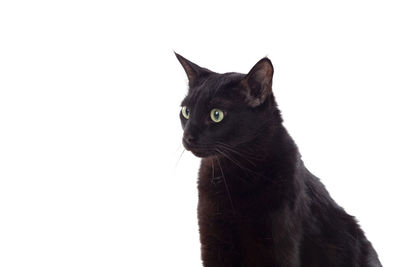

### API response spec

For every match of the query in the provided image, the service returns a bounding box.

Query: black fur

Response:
[176,53,382,267]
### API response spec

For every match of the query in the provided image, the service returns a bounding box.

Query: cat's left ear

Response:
[241,57,274,107]
[175,52,211,87]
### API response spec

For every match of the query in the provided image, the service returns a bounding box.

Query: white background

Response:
[0,1,399,266]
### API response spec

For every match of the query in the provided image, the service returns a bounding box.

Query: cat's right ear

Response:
[175,52,210,87]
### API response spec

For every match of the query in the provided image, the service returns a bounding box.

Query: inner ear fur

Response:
[241,57,274,107]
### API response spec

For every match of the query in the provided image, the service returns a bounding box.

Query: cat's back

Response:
[300,170,382,267]
[197,158,382,266]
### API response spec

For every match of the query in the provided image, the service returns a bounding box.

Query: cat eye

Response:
[210,108,224,123]
[181,106,190,119]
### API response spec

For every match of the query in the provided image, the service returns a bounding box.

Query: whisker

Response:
[211,156,215,184]
[175,143,183,153]
[216,147,264,178]
[215,141,262,162]
[215,147,259,184]
[215,146,276,185]
[216,156,236,216]
[174,149,186,170]
[216,147,249,174]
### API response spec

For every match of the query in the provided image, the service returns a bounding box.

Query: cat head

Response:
[176,53,281,158]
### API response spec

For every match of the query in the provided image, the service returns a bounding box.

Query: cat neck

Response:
[200,121,300,191]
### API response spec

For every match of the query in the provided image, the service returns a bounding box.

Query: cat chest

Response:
[198,194,277,265]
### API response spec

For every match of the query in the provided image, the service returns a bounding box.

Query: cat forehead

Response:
[182,72,244,107]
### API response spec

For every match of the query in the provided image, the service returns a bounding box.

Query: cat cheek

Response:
[180,118,187,129]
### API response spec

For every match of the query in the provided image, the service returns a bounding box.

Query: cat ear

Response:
[175,52,210,87]
[241,57,274,107]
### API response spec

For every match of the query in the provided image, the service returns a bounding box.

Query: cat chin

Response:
[189,150,214,158]
[184,146,214,158]
[183,147,214,158]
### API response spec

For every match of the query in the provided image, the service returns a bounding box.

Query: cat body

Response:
[176,53,382,267]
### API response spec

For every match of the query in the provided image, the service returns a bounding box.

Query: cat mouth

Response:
[182,140,214,158]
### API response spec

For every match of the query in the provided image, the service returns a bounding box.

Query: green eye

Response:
[181,106,190,119]
[210,108,224,123]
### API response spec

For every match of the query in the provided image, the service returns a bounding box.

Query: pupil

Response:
[214,111,219,118]
[186,108,189,115]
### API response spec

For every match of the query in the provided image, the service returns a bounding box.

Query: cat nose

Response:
[183,134,196,144]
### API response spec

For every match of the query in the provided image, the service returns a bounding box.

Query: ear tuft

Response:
[241,57,274,107]
[174,52,209,87]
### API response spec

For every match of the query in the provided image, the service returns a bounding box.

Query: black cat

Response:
[176,53,382,267]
